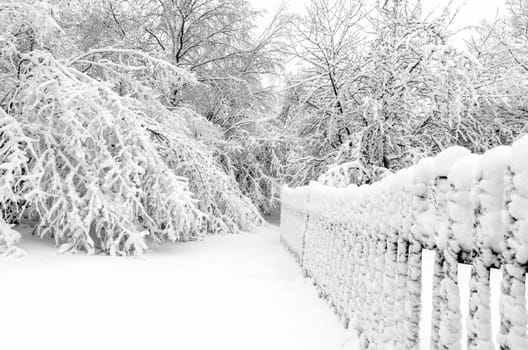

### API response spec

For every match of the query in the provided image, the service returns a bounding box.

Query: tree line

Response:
[0,0,527,254]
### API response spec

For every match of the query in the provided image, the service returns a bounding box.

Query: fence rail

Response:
[280,140,528,350]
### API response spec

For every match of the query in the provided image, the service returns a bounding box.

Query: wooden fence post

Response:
[468,248,494,350]
[396,238,410,346]
[467,147,510,350]
[431,249,445,349]
[406,239,422,350]
[498,165,528,350]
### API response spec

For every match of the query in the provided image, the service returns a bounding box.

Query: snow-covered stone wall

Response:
[280,137,528,350]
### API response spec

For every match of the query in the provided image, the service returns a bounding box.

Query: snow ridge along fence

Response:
[280,138,528,350]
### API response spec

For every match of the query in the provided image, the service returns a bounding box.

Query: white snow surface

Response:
[0,224,358,350]
[1,223,520,350]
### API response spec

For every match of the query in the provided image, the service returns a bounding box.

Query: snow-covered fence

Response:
[280,138,528,350]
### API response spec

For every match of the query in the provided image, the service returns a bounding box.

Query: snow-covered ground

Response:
[0,224,356,350]
[1,223,519,350]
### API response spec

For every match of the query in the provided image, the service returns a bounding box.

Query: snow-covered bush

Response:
[281,139,528,349]
[14,52,203,255]
[145,111,264,234]
[218,124,286,215]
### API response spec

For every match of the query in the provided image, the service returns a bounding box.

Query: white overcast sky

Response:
[250,0,507,81]
[250,0,507,37]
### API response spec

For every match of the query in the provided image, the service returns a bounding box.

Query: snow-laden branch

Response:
[0,0,265,256]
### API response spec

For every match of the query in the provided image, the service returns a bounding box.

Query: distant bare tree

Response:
[280,0,367,185]
[465,0,528,146]
[58,0,289,117]
[283,0,490,186]
[287,0,366,117]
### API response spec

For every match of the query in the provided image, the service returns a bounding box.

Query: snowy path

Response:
[0,224,355,350]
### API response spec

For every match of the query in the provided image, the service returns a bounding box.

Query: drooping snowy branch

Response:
[0,0,266,255]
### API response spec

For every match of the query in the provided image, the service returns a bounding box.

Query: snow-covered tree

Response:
[283,0,525,187]
[0,0,264,255]
[55,0,290,212]
[281,0,367,186]
[466,0,528,147]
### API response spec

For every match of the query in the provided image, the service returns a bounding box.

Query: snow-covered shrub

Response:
[218,125,285,215]
[75,53,265,235]
[143,110,264,234]
[13,52,203,254]
[0,110,40,224]
[281,139,528,349]
[317,161,367,187]
[0,219,25,257]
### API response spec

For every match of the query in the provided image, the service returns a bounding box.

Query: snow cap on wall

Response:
[434,146,471,177]
[449,154,481,191]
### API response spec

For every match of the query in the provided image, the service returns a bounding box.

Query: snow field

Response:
[0,225,356,350]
